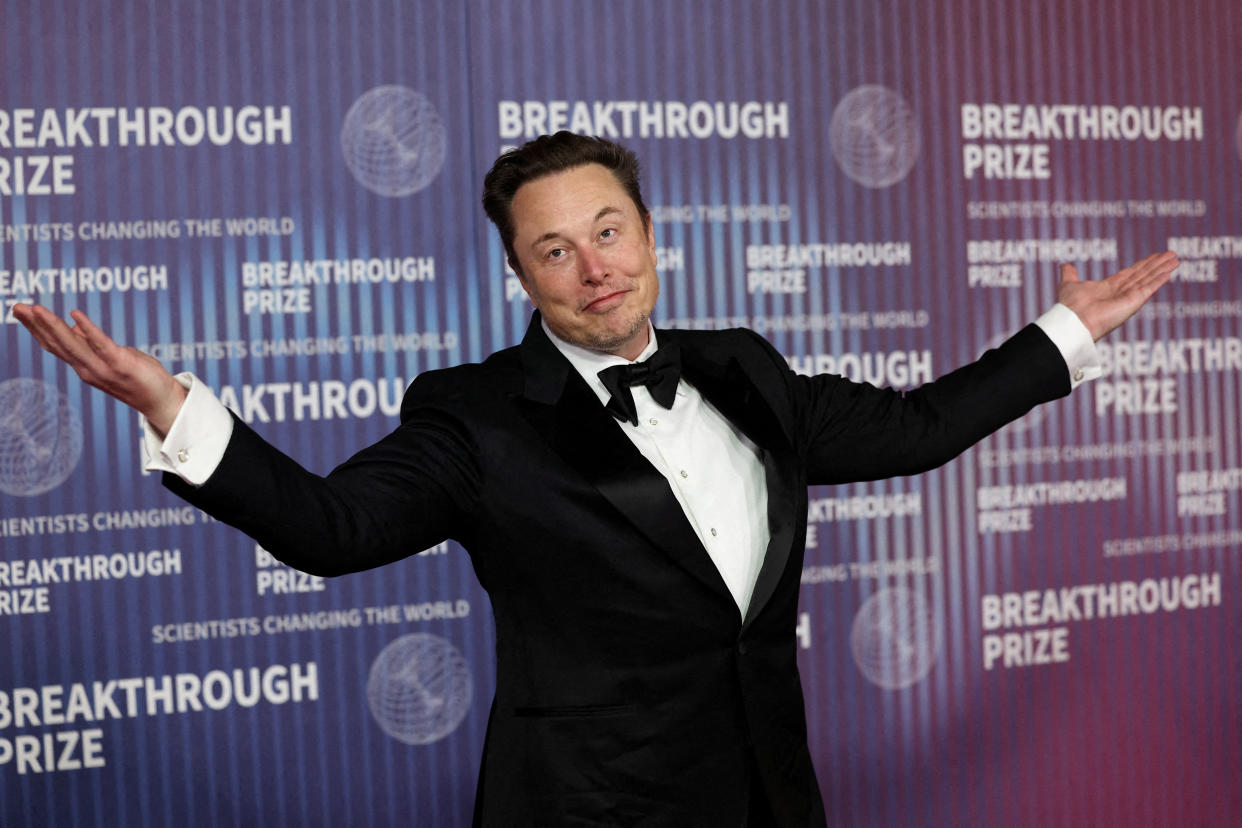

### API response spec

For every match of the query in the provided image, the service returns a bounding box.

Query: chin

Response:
[576,314,650,354]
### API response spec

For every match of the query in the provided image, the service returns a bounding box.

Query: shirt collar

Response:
[541,317,659,407]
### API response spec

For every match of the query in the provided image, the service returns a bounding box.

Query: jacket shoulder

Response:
[398,344,523,421]
[666,325,792,379]
[664,325,780,356]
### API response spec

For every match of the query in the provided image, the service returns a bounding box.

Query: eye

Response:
[546,247,566,260]
[599,228,616,240]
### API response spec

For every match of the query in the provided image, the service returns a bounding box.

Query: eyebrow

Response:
[528,206,625,249]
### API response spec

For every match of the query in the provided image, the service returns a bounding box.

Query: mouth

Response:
[583,290,629,313]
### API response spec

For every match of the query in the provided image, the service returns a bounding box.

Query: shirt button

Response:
[648,418,659,426]
[1073,368,1084,382]
[176,448,190,464]
[710,528,718,537]
[679,469,688,478]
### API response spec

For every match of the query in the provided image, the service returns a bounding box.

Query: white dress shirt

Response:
[544,320,770,615]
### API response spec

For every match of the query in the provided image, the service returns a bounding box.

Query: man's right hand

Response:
[13,303,187,435]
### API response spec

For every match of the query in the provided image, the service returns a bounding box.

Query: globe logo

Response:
[850,586,940,690]
[828,85,921,189]
[367,632,472,745]
[0,378,84,497]
[341,85,447,197]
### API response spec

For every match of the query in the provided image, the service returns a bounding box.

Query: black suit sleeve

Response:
[766,324,1071,485]
[164,372,481,576]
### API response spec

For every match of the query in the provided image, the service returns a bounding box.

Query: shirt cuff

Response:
[140,372,234,486]
[1034,303,1102,390]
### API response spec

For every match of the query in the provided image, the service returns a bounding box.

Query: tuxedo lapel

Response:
[515,316,732,602]
[676,336,800,631]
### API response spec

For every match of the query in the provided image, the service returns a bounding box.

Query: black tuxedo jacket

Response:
[168,315,1070,826]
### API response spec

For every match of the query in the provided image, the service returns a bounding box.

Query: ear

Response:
[644,214,657,262]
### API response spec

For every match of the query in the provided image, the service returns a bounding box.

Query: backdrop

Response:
[2,1,1239,825]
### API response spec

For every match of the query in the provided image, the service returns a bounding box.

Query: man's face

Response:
[509,163,659,361]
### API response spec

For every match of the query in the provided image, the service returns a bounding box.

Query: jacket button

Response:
[737,641,748,656]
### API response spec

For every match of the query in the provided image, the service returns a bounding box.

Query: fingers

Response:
[14,304,112,377]
[1058,263,1079,284]
[14,304,74,359]
[69,310,121,358]
[1129,250,1179,278]
[1125,251,1179,294]
[13,304,179,418]
[34,306,92,360]
[1082,250,1178,295]
[70,309,109,343]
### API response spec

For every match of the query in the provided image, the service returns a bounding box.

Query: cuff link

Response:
[1073,368,1084,382]
[177,448,190,464]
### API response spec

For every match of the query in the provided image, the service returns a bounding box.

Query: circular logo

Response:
[0,378,84,497]
[828,85,921,188]
[366,632,473,745]
[850,586,940,690]
[341,85,447,197]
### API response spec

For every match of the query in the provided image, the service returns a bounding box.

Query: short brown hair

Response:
[482,132,649,274]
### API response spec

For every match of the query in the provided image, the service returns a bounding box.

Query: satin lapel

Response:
[515,316,732,602]
[678,340,800,631]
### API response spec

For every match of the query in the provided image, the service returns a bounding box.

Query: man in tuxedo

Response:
[15,132,1178,826]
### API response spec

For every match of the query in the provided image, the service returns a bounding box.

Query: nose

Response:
[578,247,609,284]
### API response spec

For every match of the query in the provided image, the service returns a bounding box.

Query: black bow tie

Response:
[596,342,681,426]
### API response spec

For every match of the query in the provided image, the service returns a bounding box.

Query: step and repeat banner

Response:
[2,1,1239,825]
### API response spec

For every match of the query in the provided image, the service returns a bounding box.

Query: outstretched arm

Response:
[12,303,187,434]
[1056,250,1179,341]
[14,301,470,573]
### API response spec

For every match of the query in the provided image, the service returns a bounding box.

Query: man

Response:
[15,132,1178,826]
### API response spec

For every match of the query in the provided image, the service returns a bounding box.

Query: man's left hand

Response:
[1057,250,1179,341]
